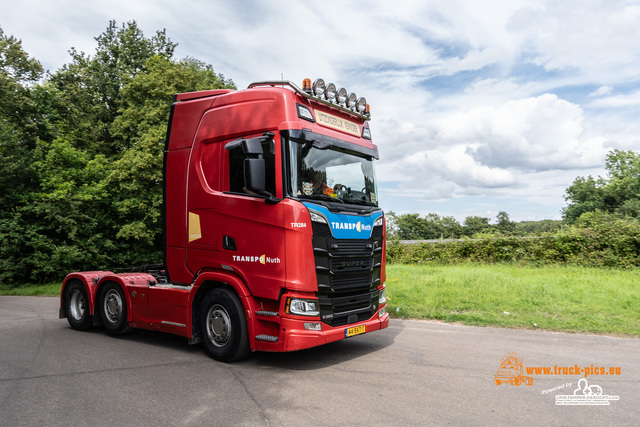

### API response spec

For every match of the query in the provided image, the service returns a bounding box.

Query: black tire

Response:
[200,288,250,362]
[65,280,92,331]
[98,282,131,335]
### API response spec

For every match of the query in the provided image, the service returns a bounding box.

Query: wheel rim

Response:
[206,304,231,347]
[103,289,123,324]
[69,289,85,321]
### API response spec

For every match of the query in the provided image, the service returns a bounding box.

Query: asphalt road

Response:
[1,296,638,426]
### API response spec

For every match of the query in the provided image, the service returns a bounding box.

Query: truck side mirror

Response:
[226,133,281,204]
[244,157,266,193]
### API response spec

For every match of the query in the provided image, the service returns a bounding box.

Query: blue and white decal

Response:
[303,202,383,239]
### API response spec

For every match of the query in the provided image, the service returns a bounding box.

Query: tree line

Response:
[386,211,563,240]
[0,21,234,285]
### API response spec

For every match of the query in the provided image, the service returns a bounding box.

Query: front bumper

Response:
[254,311,389,352]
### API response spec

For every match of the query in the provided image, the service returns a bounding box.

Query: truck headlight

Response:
[378,288,386,305]
[286,298,320,316]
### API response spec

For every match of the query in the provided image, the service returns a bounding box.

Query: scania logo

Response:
[330,221,372,232]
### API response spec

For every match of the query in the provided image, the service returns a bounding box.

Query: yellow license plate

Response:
[345,324,366,338]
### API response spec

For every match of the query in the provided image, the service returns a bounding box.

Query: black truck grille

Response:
[330,273,372,290]
[312,222,332,239]
[311,218,384,327]
[330,240,372,254]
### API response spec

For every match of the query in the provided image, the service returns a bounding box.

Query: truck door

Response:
[219,134,285,301]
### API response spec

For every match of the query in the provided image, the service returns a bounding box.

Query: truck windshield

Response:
[287,135,378,207]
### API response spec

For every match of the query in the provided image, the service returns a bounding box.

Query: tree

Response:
[388,212,463,240]
[515,219,563,235]
[0,27,44,136]
[437,215,464,238]
[49,20,177,156]
[0,22,236,285]
[495,211,516,235]
[562,176,604,223]
[563,150,640,223]
[394,213,429,240]
[0,27,52,284]
[463,216,492,237]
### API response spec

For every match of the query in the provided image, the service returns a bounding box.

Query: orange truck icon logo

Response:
[494,353,534,386]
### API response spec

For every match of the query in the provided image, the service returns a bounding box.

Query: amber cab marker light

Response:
[365,103,371,116]
[302,78,312,94]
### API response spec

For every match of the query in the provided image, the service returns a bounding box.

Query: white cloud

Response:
[589,86,614,97]
[588,90,640,108]
[507,1,640,83]
[377,93,608,209]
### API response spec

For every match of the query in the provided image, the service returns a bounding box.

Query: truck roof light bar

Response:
[247,79,371,120]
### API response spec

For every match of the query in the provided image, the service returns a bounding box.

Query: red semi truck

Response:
[59,78,389,361]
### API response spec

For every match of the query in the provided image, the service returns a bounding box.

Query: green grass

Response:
[0,283,62,297]
[385,264,640,337]
[3,264,640,337]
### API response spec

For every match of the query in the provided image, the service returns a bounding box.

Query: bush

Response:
[386,221,640,268]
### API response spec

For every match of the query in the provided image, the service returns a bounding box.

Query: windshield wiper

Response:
[344,198,376,206]
[298,194,345,204]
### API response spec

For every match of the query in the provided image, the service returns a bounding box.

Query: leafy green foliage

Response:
[387,220,640,268]
[48,20,177,156]
[0,22,235,285]
[462,215,492,236]
[563,149,640,223]
[386,210,542,240]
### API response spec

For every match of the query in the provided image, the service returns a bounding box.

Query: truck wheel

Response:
[99,283,131,335]
[200,288,250,362]
[65,281,92,331]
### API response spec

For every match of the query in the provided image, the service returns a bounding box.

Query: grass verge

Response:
[0,283,62,297]
[2,264,639,337]
[385,264,640,337]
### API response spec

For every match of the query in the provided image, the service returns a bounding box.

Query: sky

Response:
[3,0,640,223]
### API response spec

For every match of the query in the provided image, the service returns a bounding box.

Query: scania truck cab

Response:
[60,78,389,362]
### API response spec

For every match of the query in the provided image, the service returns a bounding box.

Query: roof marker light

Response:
[302,78,312,93]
